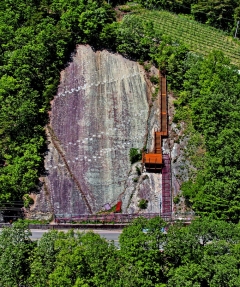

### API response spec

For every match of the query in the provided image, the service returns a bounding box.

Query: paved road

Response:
[0,228,122,247]
[30,229,122,246]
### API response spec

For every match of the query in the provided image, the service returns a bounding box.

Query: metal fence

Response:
[0,212,194,228]
[54,213,174,224]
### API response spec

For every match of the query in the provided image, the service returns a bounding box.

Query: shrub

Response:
[138,199,148,209]
[136,166,141,176]
[144,63,151,71]
[173,195,180,204]
[150,75,159,84]
[129,148,142,164]
[23,194,34,208]
[152,87,159,101]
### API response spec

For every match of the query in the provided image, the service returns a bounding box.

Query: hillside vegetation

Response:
[174,51,240,221]
[2,218,240,287]
[0,0,240,222]
[140,10,240,67]
[115,7,240,221]
[0,0,115,205]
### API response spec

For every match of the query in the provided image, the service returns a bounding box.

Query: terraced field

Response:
[138,10,240,67]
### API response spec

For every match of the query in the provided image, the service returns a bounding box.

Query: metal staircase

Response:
[141,71,172,217]
[161,154,172,217]
[142,72,168,171]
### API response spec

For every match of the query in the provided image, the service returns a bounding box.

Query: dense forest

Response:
[0,0,240,221]
[1,217,240,287]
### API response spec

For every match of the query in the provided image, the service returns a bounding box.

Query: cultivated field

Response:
[139,10,240,67]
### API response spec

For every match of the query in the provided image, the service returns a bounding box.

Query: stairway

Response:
[161,154,172,217]
[155,132,161,154]
[142,71,167,173]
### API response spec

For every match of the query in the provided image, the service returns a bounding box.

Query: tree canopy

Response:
[174,51,240,221]
[1,217,240,286]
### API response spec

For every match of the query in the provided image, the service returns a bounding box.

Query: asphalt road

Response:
[30,229,122,246]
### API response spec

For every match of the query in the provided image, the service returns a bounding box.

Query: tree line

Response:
[1,217,240,287]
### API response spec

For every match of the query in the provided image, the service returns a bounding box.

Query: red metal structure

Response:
[55,213,173,224]
[115,201,122,213]
[142,71,168,172]
[161,154,172,216]
[54,213,194,224]
[142,71,172,217]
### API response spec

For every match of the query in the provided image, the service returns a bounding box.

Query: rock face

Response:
[121,162,162,214]
[33,45,151,217]
[29,45,188,219]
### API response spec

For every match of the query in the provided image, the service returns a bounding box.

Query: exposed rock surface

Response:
[30,46,188,219]
[121,79,163,214]
[121,162,162,214]
[32,45,151,216]
[122,92,189,215]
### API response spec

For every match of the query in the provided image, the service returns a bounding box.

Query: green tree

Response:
[28,230,65,287]
[151,37,188,91]
[118,217,167,286]
[0,0,115,207]
[177,51,240,221]
[30,230,118,287]
[165,218,240,286]
[129,148,142,164]
[191,0,237,31]
[117,16,161,60]
[0,220,34,287]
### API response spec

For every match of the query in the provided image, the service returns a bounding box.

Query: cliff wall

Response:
[32,45,151,217]
[27,45,189,220]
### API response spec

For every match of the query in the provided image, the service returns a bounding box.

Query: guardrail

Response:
[0,213,194,229]
[54,213,193,224]
[54,213,172,224]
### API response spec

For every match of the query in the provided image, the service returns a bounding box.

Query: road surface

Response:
[0,228,122,246]
[30,229,122,246]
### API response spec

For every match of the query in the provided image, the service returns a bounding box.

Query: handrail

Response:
[53,212,194,225]
[142,70,168,170]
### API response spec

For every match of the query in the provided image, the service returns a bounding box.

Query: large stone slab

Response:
[33,45,150,216]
